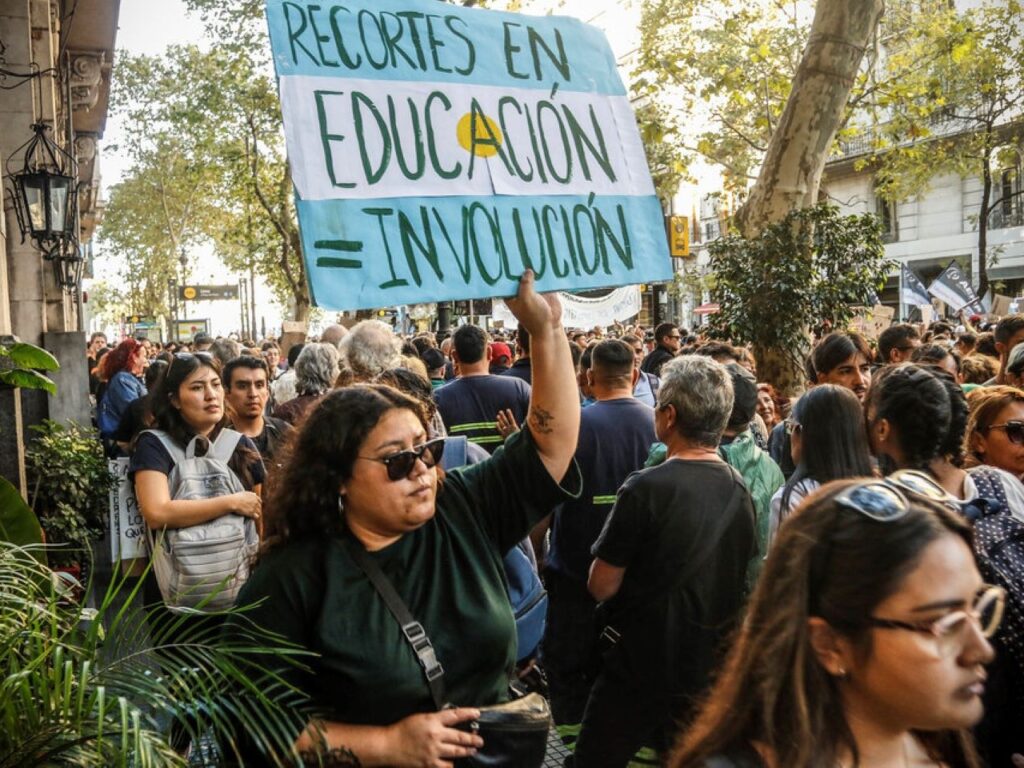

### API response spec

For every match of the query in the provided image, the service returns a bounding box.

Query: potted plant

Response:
[25,420,117,577]
[0,541,311,766]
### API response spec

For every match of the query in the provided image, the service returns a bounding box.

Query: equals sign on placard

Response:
[315,239,363,268]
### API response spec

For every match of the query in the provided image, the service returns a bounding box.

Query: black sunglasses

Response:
[984,420,1024,445]
[359,438,445,481]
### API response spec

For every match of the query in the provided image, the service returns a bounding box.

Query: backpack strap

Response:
[440,435,468,470]
[142,429,187,465]
[210,429,244,462]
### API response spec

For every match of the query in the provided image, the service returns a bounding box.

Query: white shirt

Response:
[768,478,821,546]
[964,466,1024,523]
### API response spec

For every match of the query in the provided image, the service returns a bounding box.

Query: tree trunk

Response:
[978,148,992,300]
[736,0,885,238]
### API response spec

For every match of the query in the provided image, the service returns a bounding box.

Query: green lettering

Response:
[467,98,512,178]
[595,204,633,269]
[363,207,409,289]
[502,22,530,80]
[283,2,320,66]
[542,205,569,278]
[398,207,444,283]
[560,204,581,275]
[434,207,472,282]
[564,104,616,183]
[387,96,426,180]
[352,91,391,184]
[498,97,534,181]
[307,5,339,67]
[380,12,419,69]
[467,202,503,286]
[537,100,572,183]
[358,10,390,69]
[425,91,462,179]
[328,7,363,69]
[315,90,355,188]
[396,11,429,70]
[573,203,601,275]
[528,26,570,81]
[445,16,476,76]
[424,15,452,74]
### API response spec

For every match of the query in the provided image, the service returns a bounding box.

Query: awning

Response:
[693,302,720,315]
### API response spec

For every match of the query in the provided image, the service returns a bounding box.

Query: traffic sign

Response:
[668,215,690,257]
[178,284,239,301]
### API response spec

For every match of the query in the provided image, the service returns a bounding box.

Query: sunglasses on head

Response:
[360,438,446,481]
[835,470,984,524]
[984,420,1024,445]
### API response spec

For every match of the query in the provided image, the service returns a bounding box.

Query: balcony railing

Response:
[989,207,1024,230]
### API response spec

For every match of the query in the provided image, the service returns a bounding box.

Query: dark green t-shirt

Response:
[233,427,580,728]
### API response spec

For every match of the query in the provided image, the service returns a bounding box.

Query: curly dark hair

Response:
[923,367,969,467]
[261,384,428,553]
[865,364,951,472]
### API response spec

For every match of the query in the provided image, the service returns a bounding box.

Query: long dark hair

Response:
[261,384,428,553]
[670,480,980,768]
[865,364,951,473]
[148,352,260,487]
[779,385,874,518]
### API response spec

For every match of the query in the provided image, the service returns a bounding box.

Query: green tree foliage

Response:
[867,0,1024,298]
[708,204,894,391]
[632,0,815,193]
[103,36,310,322]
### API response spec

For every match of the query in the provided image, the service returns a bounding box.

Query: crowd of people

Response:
[81,290,1024,767]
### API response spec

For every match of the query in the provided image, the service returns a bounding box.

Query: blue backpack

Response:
[443,436,548,662]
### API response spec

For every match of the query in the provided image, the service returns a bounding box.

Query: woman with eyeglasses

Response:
[670,478,1002,768]
[229,272,581,767]
[965,386,1024,481]
[768,385,874,544]
[864,366,1024,765]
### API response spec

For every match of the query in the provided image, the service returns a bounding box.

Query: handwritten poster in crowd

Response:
[108,458,146,562]
[265,0,672,310]
[492,285,641,328]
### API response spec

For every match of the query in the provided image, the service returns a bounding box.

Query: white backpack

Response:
[142,429,259,612]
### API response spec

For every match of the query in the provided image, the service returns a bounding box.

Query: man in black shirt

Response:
[640,322,682,377]
[223,356,293,465]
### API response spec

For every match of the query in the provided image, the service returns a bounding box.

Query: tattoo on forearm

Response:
[529,407,555,434]
[300,746,362,767]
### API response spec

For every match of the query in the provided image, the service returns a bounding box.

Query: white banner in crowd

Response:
[108,458,146,561]
[492,285,641,328]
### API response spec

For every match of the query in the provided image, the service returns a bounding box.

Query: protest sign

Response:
[493,285,640,328]
[265,0,672,310]
[849,305,895,341]
[108,458,146,563]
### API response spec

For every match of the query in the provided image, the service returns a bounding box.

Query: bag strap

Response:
[441,435,468,470]
[343,535,447,710]
[210,428,244,462]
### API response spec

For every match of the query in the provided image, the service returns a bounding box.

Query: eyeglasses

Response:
[358,438,445,481]
[984,420,1024,445]
[867,584,1006,658]
[174,351,214,363]
[784,418,802,436]
[834,481,910,522]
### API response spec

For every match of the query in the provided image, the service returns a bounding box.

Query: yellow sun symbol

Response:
[456,112,503,157]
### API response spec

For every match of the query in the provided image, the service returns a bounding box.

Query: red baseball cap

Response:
[490,342,512,361]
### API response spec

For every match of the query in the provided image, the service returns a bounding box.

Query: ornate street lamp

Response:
[5,123,81,290]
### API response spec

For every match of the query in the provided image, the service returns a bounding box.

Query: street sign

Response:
[123,314,156,325]
[178,284,239,301]
[668,215,690,257]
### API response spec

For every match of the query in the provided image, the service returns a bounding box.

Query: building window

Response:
[876,195,898,243]
[990,163,1023,230]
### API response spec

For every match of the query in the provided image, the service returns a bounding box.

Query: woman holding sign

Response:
[231,271,581,767]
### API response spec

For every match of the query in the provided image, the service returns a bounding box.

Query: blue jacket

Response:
[98,370,146,439]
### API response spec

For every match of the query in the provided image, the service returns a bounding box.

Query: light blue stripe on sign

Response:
[297,194,672,311]
[265,0,626,95]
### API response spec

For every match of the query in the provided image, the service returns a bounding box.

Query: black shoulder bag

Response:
[344,536,551,768]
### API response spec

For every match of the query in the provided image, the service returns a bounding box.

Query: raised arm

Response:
[505,270,580,483]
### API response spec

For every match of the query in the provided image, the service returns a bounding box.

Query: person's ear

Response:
[585,369,595,388]
[971,429,988,459]
[996,341,1007,359]
[874,416,892,445]
[631,368,639,388]
[807,616,854,679]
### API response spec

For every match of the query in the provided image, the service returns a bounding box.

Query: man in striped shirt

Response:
[434,324,531,454]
